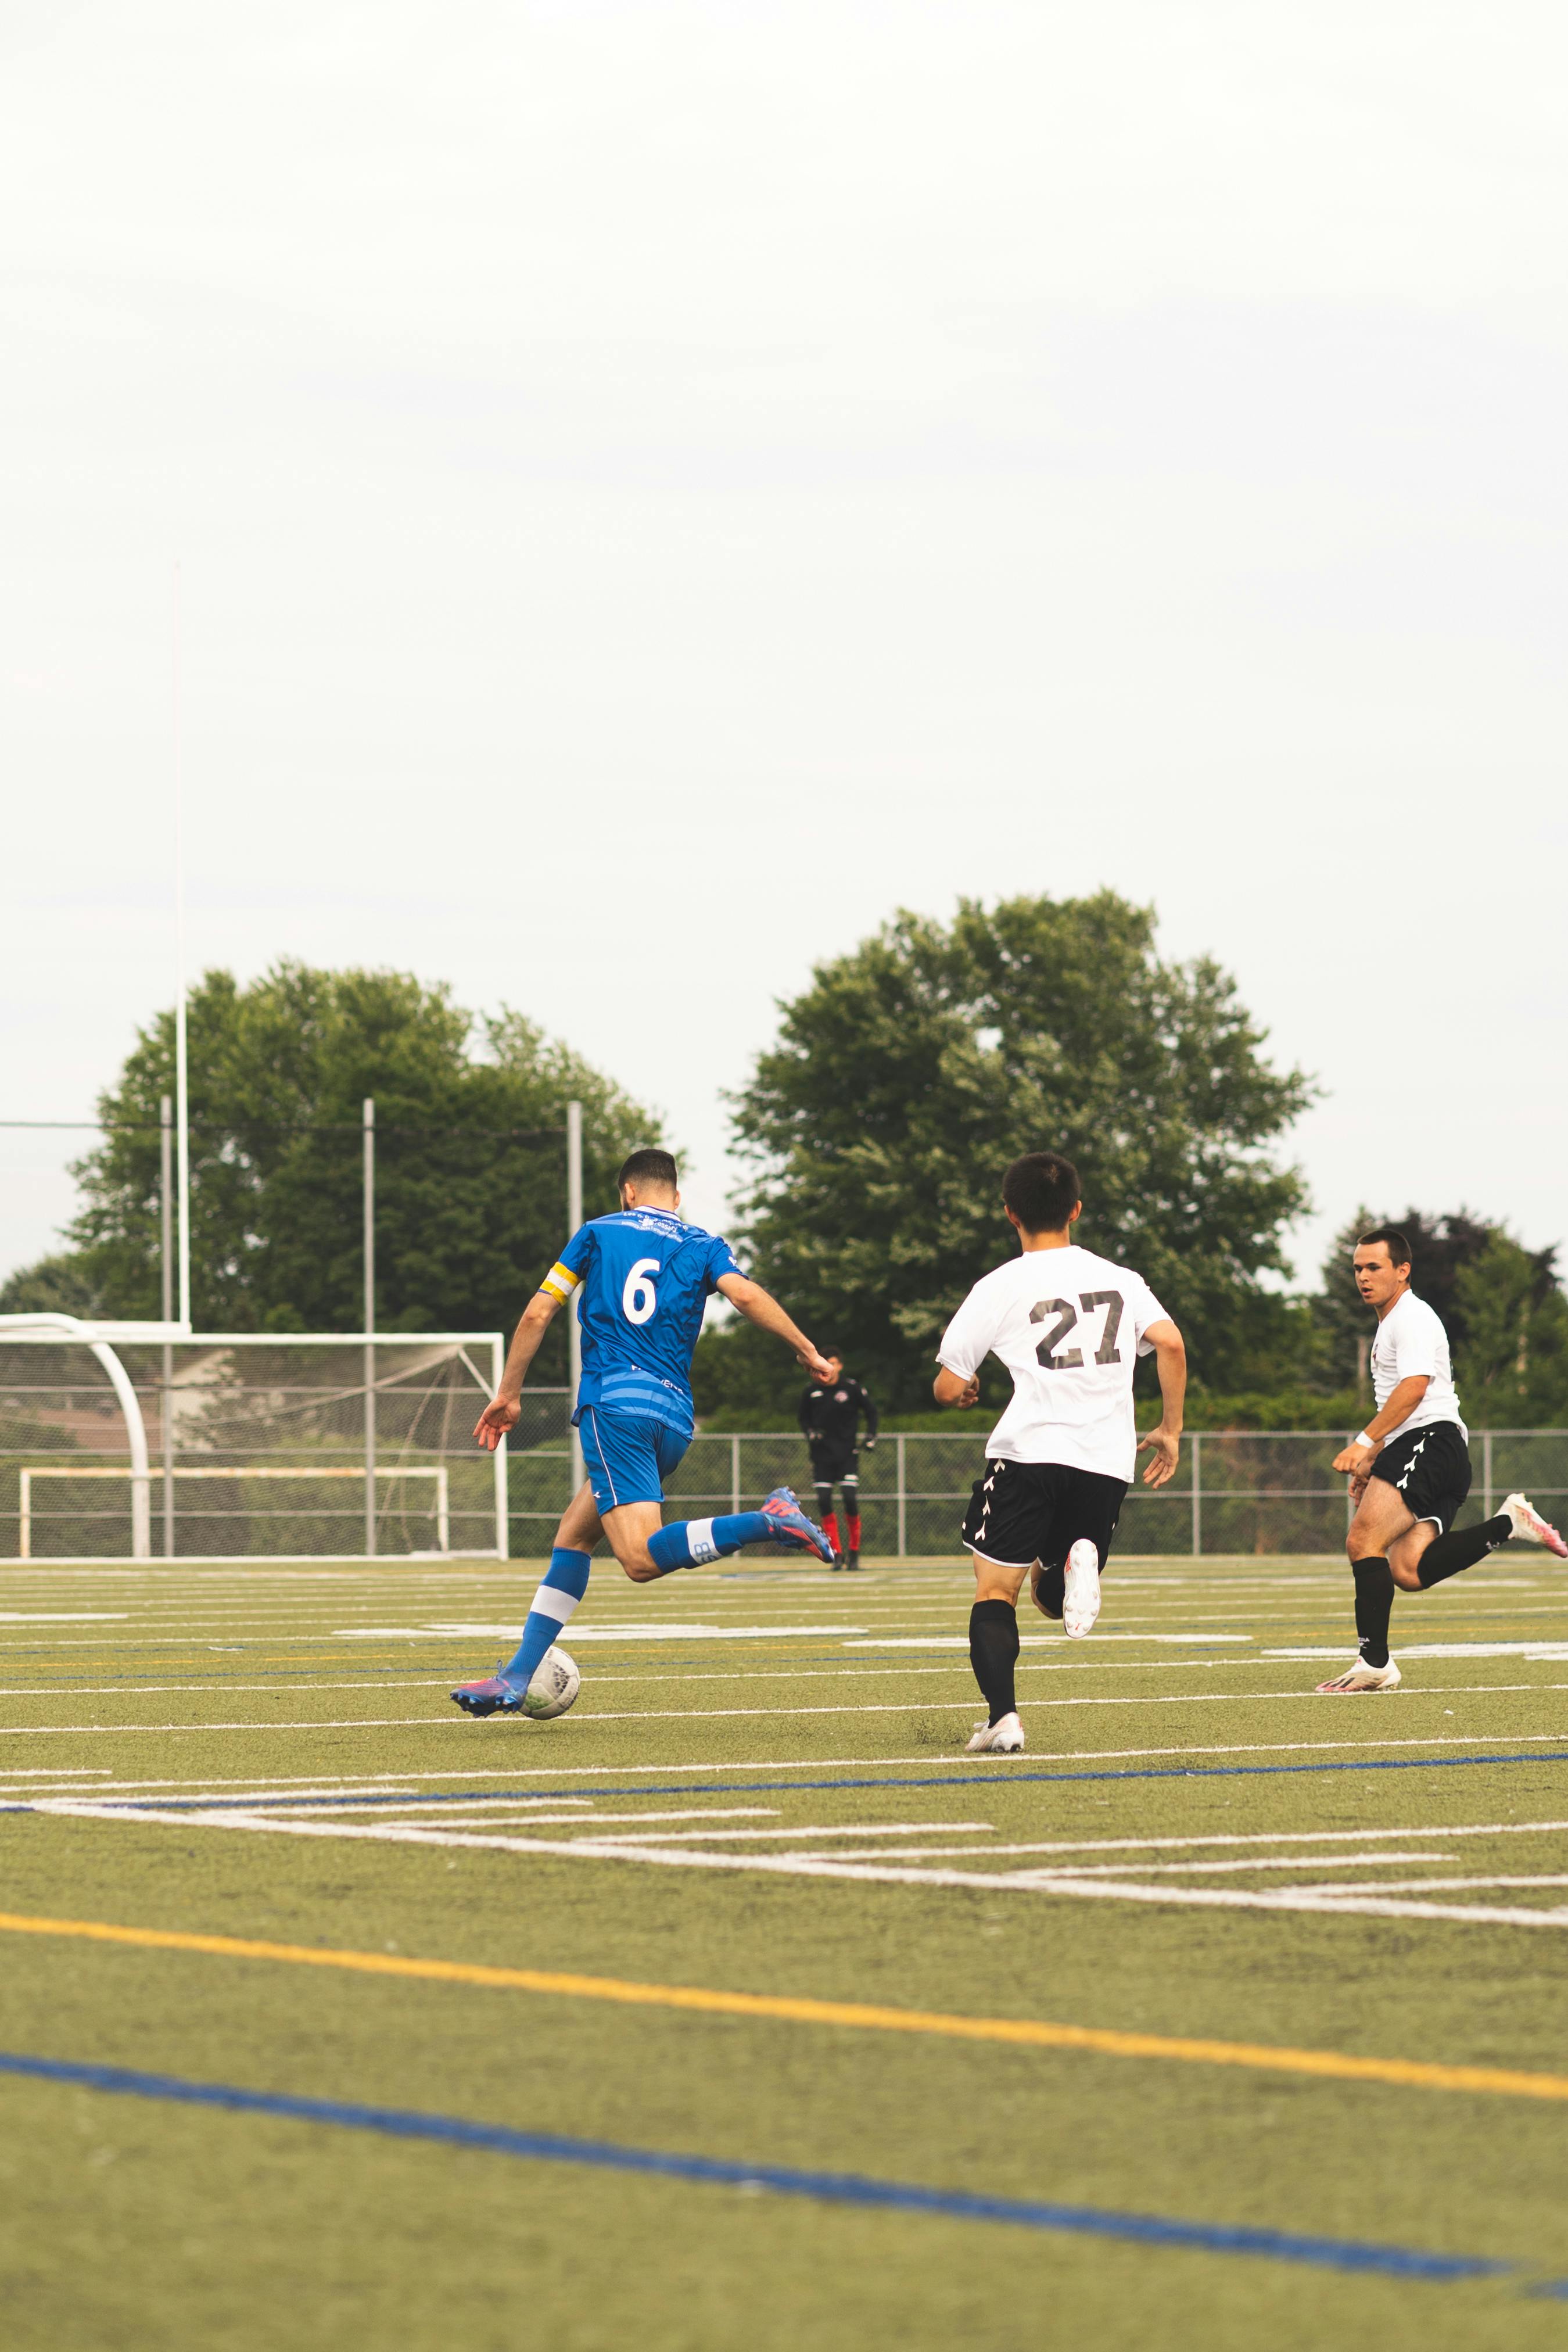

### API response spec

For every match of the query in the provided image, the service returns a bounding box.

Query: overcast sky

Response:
[2,0,1563,1304]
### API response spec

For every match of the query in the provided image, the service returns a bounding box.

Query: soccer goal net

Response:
[0,1330,572,1562]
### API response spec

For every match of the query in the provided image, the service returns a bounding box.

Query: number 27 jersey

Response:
[541,1209,741,1435]
[936,1244,1170,1480]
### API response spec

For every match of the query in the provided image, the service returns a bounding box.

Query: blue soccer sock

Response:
[645,1511,773,1576]
[501,1548,591,1685]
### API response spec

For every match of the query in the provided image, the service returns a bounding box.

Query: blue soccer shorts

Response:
[578,1406,691,1515]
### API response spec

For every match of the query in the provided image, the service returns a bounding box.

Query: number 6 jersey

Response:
[936,1245,1171,1479]
[540,1210,741,1437]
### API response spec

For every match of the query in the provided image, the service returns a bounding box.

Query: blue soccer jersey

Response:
[539,1209,741,1435]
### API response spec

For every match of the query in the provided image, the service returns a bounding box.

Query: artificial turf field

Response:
[5,1551,1568,2347]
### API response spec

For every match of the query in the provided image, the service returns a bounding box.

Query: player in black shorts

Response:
[1318,1227,1566,1693]
[798,1356,879,1568]
[934,1151,1187,1755]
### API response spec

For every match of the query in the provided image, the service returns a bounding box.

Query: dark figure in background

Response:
[799,1356,880,1568]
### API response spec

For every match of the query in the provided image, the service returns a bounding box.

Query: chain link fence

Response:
[667,1428,1568,1561]
[2,1332,1565,1561]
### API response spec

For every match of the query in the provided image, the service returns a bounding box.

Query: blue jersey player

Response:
[452,1148,835,1715]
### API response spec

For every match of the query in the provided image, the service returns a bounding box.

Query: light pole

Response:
[363,1097,376,1558]
[160,1096,175,1556]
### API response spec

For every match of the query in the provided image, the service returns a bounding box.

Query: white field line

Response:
[1286,1873,1568,1897]
[440,1689,1568,1722]
[1269,1644,1568,1662]
[3,1763,812,1794]
[0,1718,486,1737]
[813,1845,1472,1868]
[31,1805,1560,1853]
[351,1807,783,1827]
[843,1636,1256,1650]
[0,1659,1360,1683]
[31,1801,1568,1929]
[0,1683,508,1698]
[555,1821,996,1847]
[334,1625,873,1643]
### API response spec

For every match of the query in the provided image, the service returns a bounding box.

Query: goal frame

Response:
[0,1319,513,1561]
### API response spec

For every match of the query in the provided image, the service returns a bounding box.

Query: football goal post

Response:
[0,1326,572,1562]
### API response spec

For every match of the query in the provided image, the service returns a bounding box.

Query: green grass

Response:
[3,1547,1568,2348]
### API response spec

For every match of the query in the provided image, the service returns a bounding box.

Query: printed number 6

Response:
[622,1257,660,1324]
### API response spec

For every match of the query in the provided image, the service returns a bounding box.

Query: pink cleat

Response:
[1502,1493,1568,1558]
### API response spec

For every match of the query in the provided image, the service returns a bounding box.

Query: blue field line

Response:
[0,2048,1508,2284]
[54,1748,1568,1813]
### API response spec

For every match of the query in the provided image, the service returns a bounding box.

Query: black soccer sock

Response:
[814,1482,833,1523]
[1351,1557,1395,1668]
[1416,1515,1512,1589]
[1035,1563,1065,1619]
[969,1599,1020,1725]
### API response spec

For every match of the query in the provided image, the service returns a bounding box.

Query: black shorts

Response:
[961,1457,1127,1573]
[1369,1422,1472,1533]
[809,1449,859,1486]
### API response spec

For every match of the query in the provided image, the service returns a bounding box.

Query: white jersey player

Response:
[1318,1225,1566,1695]
[934,1150,1187,1754]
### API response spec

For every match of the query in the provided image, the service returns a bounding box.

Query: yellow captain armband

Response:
[538,1261,582,1304]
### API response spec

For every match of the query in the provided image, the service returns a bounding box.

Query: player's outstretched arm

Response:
[474,1288,565,1452]
[716,1273,833,1382]
[1137,1320,1186,1487]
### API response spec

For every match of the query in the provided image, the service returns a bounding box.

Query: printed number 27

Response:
[622,1257,660,1324]
[1031,1290,1124,1370]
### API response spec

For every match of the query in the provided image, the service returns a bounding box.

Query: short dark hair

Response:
[1002,1151,1081,1235]
[618,1148,679,1193]
[1356,1224,1413,1270]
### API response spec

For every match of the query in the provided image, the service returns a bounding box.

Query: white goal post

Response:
[18,1463,452,1561]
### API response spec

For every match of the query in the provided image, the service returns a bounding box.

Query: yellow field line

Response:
[1,1906,1564,2104]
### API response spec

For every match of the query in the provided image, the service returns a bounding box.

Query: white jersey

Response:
[1371,1289,1466,1443]
[937,1243,1171,1480]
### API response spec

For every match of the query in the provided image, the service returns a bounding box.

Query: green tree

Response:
[23,963,659,1367]
[0,1253,103,1318]
[1453,1235,1568,1425]
[719,892,1314,1409]
[1310,1210,1568,1425]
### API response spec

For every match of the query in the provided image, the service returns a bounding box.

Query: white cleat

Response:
[1502,1492,1568,1558]
[1062,1538,1102,1638]
[1315,1656,1402,1694]
[967,1712,1025,1754]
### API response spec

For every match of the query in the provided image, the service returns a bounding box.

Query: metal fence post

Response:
[363,1098,376,1559]
[160,1095,176,1559]
[491,1333,509,1559]
[896,1432,907,1561]
[1190,1429,1201,1558]
[1483,1428,1493,1521]
[731,1432,741,1514]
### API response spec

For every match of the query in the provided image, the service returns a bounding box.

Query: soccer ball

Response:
[522,1647,580,1719]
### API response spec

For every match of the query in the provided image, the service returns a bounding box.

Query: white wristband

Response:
[1355,1430,1376,1450]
